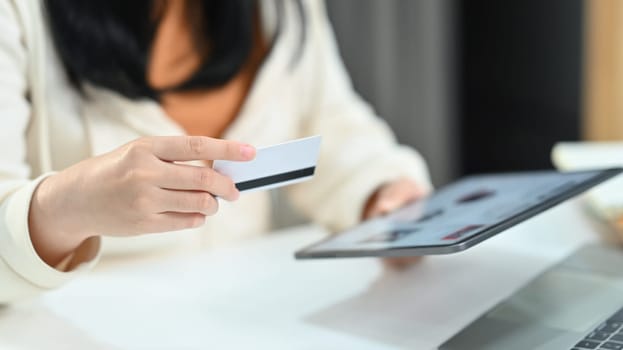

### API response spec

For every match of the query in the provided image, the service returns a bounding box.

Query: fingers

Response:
[369,190,414,217]
[365,190,411,218]
[366,179,426,219]
[381,178,421,202]
[382,256,424,270]
[151,212,207,232]
[129,189,218,233]
[159,163,239,201]
[151,136,256,162]
[158,189,219,216]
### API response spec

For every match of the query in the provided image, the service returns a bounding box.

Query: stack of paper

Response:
[551,142,623,222]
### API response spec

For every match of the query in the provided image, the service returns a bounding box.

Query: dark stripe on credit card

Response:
[235,167,316,191]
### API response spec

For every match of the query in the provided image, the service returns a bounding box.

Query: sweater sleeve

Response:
[0,0,100,303]
[285,0,432,232]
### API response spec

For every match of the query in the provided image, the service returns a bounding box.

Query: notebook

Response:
[551,142,623,222]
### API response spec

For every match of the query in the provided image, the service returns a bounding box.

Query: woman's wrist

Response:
[28,175,93,268]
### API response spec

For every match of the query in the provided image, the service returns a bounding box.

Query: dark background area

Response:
[458,0,584,174]
[327,0,585,183]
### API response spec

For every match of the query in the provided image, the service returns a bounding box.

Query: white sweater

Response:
[0,0,431,303]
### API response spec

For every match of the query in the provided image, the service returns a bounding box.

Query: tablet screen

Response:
[297,169,621,257]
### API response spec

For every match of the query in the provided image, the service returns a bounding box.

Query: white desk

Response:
[0,199,614,350]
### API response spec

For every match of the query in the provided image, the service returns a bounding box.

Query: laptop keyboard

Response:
[572,307,623,349]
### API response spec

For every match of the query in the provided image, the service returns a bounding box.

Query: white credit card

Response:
[213,136,322,193]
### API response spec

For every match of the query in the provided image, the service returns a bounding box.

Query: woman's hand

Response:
[362,177,429,269]
[29,136,256,267]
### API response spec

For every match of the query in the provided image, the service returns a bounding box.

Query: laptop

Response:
[440,244,623,350]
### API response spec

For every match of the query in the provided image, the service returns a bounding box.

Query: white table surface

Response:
[0,199,614,350]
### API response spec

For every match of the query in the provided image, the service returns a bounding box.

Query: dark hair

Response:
[44,0,301,100]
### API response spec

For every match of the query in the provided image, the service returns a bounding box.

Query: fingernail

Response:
[240,144,256,160]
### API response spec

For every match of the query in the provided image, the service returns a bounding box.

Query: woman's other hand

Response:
[29,136,256,267]
[362,177,429,270]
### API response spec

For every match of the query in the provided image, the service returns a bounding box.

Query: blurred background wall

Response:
[584,0,623,141]
[326,0,584,185]
[326,0,458,186]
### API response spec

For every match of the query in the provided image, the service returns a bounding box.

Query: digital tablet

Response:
[295,168,622,259]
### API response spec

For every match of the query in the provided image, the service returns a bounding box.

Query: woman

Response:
[0,0,431,302]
